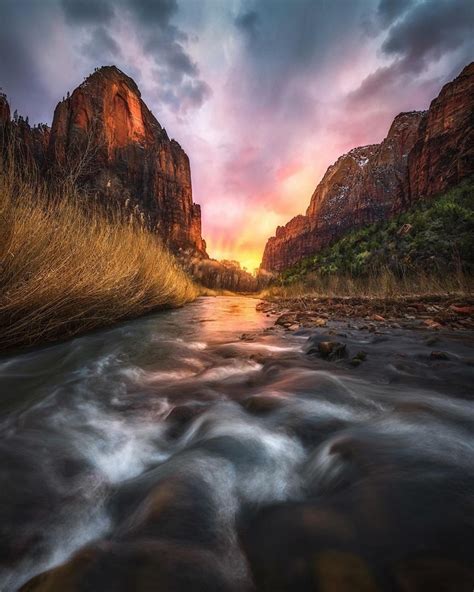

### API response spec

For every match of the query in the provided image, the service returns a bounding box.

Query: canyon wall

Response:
[48,66,206,256]
[261,62,474,271]
[1,66,207,258]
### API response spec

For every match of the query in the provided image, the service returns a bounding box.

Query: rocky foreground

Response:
[257,295,474,333]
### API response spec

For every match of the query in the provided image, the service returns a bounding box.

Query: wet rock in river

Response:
[305,336,348,360]
[351,351,367,367]
[240,468,474,592]
[275,313,295,327]
[430,351,450,361]
[318,341,347,360]
[20,539,242,592]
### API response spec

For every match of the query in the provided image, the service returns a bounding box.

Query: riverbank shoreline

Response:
[258,294,474,332]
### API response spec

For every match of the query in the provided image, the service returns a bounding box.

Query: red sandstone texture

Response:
[48,66,206,256]
[1,66,207,258]
[261,63,474,272]
[408,62,474,199]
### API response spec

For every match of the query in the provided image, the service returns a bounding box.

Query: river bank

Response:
[258,293,474,332]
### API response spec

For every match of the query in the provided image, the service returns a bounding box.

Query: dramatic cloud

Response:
[382,0,474,71]
[349,0,474,127]
[121,0,210,113]
[61,0,115,24]
[0,0,472,269]
[83,26,122,61]
[234,10,260,39]
[376,0,413,27]
[0,0,62,122]
[124,0,178,25]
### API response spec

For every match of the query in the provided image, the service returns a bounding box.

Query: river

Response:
[1,296,473,591]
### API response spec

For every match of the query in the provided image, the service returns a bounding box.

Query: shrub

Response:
[0,162,197,351]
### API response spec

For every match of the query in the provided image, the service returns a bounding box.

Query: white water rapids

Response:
[0,297,473,591]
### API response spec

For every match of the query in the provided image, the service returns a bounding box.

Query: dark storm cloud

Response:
[179,79,211,108]
[155,77,211,111]
[376,0,413,27]
[120,0,209,113]
[146,35,198,81]
[0,0,60,123]
[61,0,115,24]
[124,0,178,25]
[83,26,122,61]
[231,0,370,111]
[236,0,369,74]
[234,10,260,38]
[349,62,402,104]
[0,0,211,123]
[61,0,211,113]
[0,30,49,117]
[351,0,474,107]
[382,0,474,72]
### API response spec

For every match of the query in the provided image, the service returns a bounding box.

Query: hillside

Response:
[279,179,474,288]
[262,63,474,272]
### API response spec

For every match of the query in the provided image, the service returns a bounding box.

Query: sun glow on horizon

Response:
[202,164,318,272]
[206,244,262,275]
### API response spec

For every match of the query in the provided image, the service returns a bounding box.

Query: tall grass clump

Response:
[261,268,474,300]
[0,159,197,352]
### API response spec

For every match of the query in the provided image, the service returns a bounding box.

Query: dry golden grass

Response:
[0,164,197,352]
[260,268,473,300]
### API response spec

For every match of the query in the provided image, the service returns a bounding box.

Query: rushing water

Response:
[1,296,473,591]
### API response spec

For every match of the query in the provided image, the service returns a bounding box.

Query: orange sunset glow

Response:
[2,0,471,269]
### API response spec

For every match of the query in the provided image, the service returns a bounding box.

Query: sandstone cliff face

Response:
[262,63,474,272]
[48,66,206,256]
[262,112,423,271]
[0,94,50,169]
[409,62,474,199]
[16,120,50,168]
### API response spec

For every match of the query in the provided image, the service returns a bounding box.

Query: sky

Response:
[0,0,473,271]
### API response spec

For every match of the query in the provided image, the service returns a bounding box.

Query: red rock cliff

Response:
[262,112,423,271]
[48,66,206,256]
[0,94,50,169]
[261,63,474,272]
[408,62,474,199]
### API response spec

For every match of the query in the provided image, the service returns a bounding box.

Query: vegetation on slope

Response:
[273,179,474,297]
[0,163,197,352]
